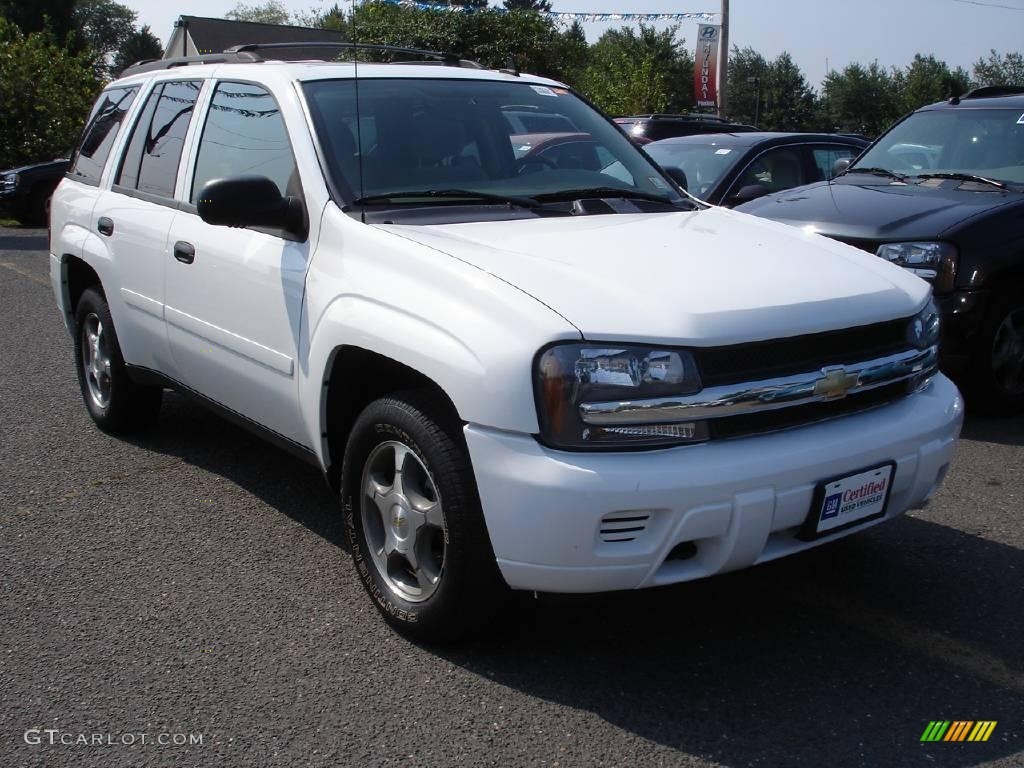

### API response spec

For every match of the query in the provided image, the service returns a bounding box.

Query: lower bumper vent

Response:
[599,512,652,543]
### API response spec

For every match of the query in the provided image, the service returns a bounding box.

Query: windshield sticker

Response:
[649,176,670,190]
[1018,112,1024,124]
[552,87,571,95]
[531,85,558,98]
[715,148,732,155]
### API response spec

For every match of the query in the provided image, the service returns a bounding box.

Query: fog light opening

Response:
[666,541,698,562]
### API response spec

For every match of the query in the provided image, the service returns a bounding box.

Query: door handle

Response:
[173,241,195,264]
[97,217,114,236]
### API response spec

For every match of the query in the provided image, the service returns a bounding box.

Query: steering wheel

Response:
[515,155,558,175]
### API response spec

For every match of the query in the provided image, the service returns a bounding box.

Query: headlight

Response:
[1,172,18,191]
[534,343,705,449]
[877,242,957,293]
[907,297,941,350]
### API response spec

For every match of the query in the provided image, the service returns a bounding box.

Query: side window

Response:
[191,82,297,203]
[117,80,202,198]
[735,147,806,193]
[811,145,859,181]
[68,87,139,185]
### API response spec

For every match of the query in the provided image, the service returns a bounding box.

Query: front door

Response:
[163,80,309,445]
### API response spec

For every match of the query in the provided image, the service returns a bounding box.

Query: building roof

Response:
[175,15,346,56]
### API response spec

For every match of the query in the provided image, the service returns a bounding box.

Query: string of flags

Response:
[367,0,719,22]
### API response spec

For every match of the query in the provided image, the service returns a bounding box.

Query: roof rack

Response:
[226,41,479,68]
[961,85,1024,100]
[119,42,482,78]
[121,51,261,77]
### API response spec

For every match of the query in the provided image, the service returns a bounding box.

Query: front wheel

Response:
[340,392,507,642]
[73,287,162,433]
[970,290,1024,414]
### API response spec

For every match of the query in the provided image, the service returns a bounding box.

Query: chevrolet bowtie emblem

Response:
[814,367,860,400]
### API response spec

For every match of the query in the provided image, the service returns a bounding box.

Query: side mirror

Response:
[832,157,852,177]
[730,184,769,205]
[197,175,305,236]
[665,167,689,192]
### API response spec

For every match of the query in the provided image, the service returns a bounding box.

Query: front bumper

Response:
[466,374,963,593]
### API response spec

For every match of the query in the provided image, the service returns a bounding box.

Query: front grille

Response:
[829,236,879,254]
[695,318,911,387]
[710,379,912,440]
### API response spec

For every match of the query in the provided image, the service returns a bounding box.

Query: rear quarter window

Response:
[67,87,139,186]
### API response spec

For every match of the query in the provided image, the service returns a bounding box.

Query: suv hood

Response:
[379,207,929,346]
[737,177,1021,242]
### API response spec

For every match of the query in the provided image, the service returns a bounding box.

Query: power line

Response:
[952,0,1024,10]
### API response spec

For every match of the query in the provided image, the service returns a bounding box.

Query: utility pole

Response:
[719,0,729,118]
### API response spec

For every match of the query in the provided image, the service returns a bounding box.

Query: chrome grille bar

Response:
[579,346,937,426]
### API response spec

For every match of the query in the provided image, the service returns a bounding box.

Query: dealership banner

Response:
[694,24,721,109]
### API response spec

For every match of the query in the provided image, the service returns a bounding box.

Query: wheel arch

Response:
[320,345,462,492]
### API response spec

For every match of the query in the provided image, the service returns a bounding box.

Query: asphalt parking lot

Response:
[1,225,1022,768]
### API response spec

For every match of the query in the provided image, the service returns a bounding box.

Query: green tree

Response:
[973,50,1024,86]
[341,3,584,85]
[579,24,693,115]
[225,0,293,25]
[74,0,138,77]
[0,0,78,42]
[894,54,971,112]
[0,19,101,167]
[503,0,553,11]
[821,61,901,137]
[112,25,163,76]
[725,46,768,124]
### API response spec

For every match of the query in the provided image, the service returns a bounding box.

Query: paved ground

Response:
[1,225,1022,768]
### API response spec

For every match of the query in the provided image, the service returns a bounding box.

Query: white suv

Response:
[50,47,963,640]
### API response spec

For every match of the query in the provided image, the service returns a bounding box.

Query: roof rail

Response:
[962,85,1024,99]
[226,41,477,68]
[120,51,260,77]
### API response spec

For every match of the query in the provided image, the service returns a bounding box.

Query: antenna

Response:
[351,0,366,221]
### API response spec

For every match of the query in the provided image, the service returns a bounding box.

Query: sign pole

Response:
[718,0,729,117]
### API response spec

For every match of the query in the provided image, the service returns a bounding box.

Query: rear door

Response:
[91,79,205,374]
[163,80,310,445]
[56,86,139,263]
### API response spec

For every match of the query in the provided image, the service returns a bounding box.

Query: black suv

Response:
[738,87,1024,412]
[0,158,69,226]
[614,113,757,145]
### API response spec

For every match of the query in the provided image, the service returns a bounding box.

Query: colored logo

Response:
[813,367,860,400]
[821,493,842,520]
[921,721,997,742]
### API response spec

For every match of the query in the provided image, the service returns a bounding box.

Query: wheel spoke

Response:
[391,444,410,497]
[419,499,445,530]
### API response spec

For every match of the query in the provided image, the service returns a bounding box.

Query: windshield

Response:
[302,78,684,206]
[853,108,1024,185]
[643,142,742,200]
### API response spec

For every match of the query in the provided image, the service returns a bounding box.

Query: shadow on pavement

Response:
[0,231,49,252]
[128,391,1023,767]
[961,413,1024,447]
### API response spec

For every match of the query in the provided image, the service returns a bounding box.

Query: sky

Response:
[128,0,1024,88]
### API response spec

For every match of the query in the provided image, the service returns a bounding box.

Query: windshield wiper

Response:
[532,187,678,205]
[839,167,907,181]
[912,172,1008,190]
[353,189,540,208]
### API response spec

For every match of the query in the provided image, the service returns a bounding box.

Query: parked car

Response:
[0,158,69,226]
[644,132,867,206]
[738,87,1024,412]
[50,46,961,641]
[614,113,757,145]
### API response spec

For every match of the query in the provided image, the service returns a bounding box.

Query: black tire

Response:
[340,391,507,642]
[968,289,1024,414]
[73,287,162,433]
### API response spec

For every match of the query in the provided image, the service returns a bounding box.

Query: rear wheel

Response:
[73,287,162,433]
[970,290,1024,414]
[340,391,507,642]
